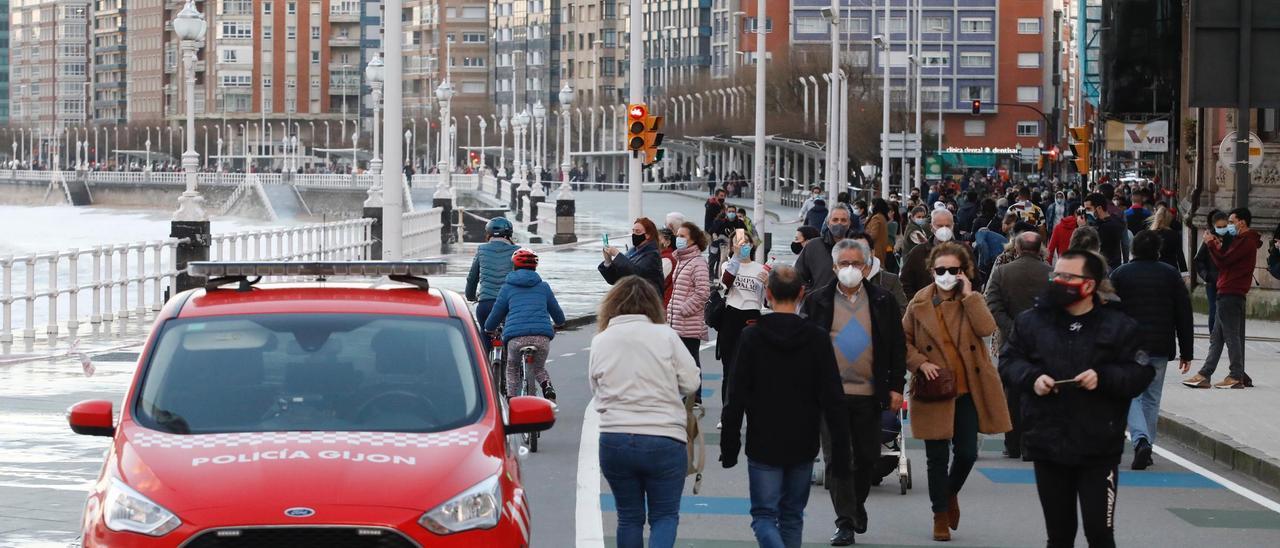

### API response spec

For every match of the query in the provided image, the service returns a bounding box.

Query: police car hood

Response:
[116,424,501,515]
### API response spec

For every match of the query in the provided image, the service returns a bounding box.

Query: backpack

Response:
[1267,242,1280,281]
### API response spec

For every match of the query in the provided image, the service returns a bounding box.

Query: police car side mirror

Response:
[68,400,115,437]
[506,396,556,434]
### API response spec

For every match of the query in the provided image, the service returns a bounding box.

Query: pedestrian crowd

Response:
[504,172,1272,548]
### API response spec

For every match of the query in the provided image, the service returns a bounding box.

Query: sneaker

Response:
[540,381,557,402]
[716,421,723,430]
[1214,376,1242,389]
[1132,439,1154,470]
[1182,374,1210,388]
[1242,373,1255,387]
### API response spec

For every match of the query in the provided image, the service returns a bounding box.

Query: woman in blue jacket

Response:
[484,249,568,401]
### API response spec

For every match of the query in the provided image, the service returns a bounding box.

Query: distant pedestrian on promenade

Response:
[704,189,727,233]
[589,277,701,548]
[903,242,1011,542]
[1184,207,1261,389]
[1082,193,1125,271]
[720,265,851,548]
[1001,250,1154,548]
[805,199,830,230]
[1109,230,1194,470]
[984,231,1052,459]
[800,239,906,546]
[600,218,665,295]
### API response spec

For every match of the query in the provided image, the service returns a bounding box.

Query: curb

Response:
[1158,410,1280,492]
[562,314,598,330]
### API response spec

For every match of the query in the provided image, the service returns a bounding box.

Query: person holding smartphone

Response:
[902,242,1011,542]
[999,250,1155,548]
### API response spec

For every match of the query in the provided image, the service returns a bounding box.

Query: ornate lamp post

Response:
[531,101,546,181]
[366,54,384,176]
[172,1,206,226]
[558,84,575,197]
[499,113,509,177]
[434,80,455,199]
[513,109,530,191]
[478,117,488,173]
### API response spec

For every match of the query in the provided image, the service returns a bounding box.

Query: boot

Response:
[932,512,951,542]
[947,494,960,530]
[540,381,557,402]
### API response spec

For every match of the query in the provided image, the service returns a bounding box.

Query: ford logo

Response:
[284,507,315,518]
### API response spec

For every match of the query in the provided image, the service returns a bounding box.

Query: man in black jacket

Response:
[1083,192,1126,271]
[1109,231,1194,470]
[801,239,907,546]
[1000,250,1155,548]
[721,265,851,548]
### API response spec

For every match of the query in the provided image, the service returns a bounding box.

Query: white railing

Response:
[1,240,182,342]
[403,207,444,258]
[537,201,557,238]
[210,218,375,262]
[481,174,500,197]
[411,174,440,187]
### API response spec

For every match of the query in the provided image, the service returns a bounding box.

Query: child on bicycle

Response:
[483,249,567,401]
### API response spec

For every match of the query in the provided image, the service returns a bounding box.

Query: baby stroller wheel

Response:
[899,474,908,495]
[906,458,914,490]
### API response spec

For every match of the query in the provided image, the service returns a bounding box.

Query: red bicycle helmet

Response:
[512,248,539,270]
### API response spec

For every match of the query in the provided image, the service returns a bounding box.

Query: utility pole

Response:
[382,0,405,259]
[752,0,767,230]
[627,0,643,220]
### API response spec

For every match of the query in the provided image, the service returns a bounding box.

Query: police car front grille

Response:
[183,526,419,548]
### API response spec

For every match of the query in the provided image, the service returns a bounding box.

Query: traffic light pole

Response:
[627,0,644,221]
[752,0,766,240]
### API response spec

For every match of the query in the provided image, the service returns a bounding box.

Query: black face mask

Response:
[791,241,804,255]
[1044,279,1091,308]
[632,233,647,247]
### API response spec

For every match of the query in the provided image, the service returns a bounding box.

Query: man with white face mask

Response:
[800,239,907,546]
[901,208,957,298]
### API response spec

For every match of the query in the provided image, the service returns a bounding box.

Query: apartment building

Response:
[641,0,712,97]
[404,1,491,119]
[0,0,11,124]
[560,0,625,107]
[8,0,92,128]
[492,0,560,113]
[93,0,127,123]
[125,0,167,122]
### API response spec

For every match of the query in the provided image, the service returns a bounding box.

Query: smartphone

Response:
[602,234,610,248]
[734,228,747,245]
[1053,378,1079,387]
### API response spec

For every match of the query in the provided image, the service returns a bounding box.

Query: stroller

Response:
[873,400,913,494]
[811,400,913,495]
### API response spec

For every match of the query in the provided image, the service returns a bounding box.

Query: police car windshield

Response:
[135,314,483,434]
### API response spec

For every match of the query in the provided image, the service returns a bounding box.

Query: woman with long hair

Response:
[902,243,1011,542]
[865,198,892,265]
[589,277,701,548]
[718,231,768,413]
[600,217,666,294]
[1143,204,1187,272]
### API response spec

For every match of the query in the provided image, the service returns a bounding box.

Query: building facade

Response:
[641,0,712,98]
[0,0,11,124]
[403,1,490,118]
[93,0,127,124]
[125,0,166,122]
[9,0,92,129]
[492,0,561,114]
[560,0,625,108]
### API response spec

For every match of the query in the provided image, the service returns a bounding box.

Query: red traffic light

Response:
[628,103,648,120]
[971,100,981,115]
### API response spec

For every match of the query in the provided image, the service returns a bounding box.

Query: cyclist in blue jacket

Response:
[467,217,520,327]
[484,249,567,401]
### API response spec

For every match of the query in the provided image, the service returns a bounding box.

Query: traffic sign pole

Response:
[627,0,643,221]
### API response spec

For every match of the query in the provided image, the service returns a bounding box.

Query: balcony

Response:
[330,2,362,22]
[329,35,360,48]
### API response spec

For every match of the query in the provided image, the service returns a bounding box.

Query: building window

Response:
[219,75,253,87]
[795,17,824,34]
[602,57,616,76]
[923,86,950,105]
[1018,18,1042,34]
[311,26,320,39]
[923,16,951,33]
[311,51,320,63]
[263,76,272,87]
[966,86,993,102]
[287,1,296,15]
[887,17,907,33]
[311,76,320,88]
[1017,121,1040,137]
[462,32,486,43]
[1017,52,1041,68]
[603,29,617,47]
[964,120,986,136]
[745,17,772,33]
[843,17,870,34]
[461,82,485,94]
[958,51,992,68]
[922,51,950,67]
[846,50,870,67]
[1017,86,1041,103]
[263,25,272,39]
[220,49,238,63]
[959,18,992,34]
[219,22,253,39]
[287,26,296,39]
[264,2,271,14]
[462,57,485,67]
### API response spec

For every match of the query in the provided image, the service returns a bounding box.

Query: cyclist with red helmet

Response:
[484,248,568,401]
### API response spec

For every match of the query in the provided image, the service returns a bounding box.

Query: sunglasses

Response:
[933,267,962,276]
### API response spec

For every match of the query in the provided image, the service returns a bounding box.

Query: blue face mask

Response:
[913,218,928,227]
[739,245,752,260]
[726,212,737,220]
[675,237,688,249]
[1226,224,1239,236]
[1215,226,1231,236]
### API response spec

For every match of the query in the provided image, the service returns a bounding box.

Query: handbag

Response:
[911,366,956,402]
[704,283,727,330]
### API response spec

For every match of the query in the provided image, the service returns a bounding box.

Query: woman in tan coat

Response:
[864,198,892,265]
[902,242,1012,542]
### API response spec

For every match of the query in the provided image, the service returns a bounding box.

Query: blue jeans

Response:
[475,299,495,329]
[747,459,814,548]
[1128,356,1168,446]
[599,433,688,548]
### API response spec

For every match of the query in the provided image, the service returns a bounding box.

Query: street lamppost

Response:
[171,0,209,295]
[478,117,488,173]
[404,129,413,174]
[532,101,546,184]
[875,31,891,198]
[558,84,575,196]
[434,80,455,199]
[513,109,529,191]
[499,113,509,177]
[366,54,384,176]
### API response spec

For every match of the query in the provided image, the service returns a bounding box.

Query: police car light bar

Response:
[189,261,448,281]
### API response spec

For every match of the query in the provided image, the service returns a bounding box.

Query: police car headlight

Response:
[103,478,181,536]
[419,474,502,535]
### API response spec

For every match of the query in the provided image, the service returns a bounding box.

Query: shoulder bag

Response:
[911,305,959,402]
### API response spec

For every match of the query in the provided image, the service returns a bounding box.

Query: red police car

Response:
[67,261,555,547]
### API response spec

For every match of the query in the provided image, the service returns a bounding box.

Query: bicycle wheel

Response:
[524,352,539,452]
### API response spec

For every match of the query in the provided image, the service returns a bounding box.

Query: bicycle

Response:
[515,344,541,453]
[488,327,508,399]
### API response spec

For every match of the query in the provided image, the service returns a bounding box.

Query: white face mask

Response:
[935,226,955,242]
[934,272,959,291]
[837,266,864,288]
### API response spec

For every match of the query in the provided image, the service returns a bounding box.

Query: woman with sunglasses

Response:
[901,242,1011,542]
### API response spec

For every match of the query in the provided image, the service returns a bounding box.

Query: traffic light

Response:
[626,103,648,153]
[971,100,981,115]
[642,115,665,167]
[1069,125,1091,175]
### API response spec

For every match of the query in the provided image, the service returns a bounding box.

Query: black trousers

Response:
[1003,377,1022,455]
[681,337,703,403]
[717,306,761,405]
[822,395,882,530]
[1033,460,1119,548]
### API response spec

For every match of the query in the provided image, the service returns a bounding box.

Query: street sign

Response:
[881,133,922,159]
[1019,147,1041,162]
[1217,131,1264,171]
